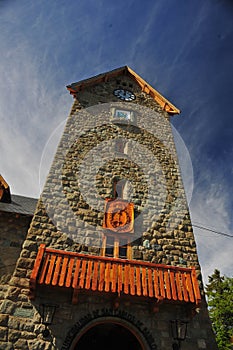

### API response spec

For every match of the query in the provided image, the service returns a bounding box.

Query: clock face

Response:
[113,89,136,101]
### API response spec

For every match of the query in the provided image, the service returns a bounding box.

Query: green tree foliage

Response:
[205,269,233,350]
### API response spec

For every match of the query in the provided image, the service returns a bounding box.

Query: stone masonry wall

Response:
[0,73,218,349]
[33,74,201,275]
[0,212,32,295]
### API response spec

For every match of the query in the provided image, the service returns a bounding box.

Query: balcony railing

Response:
[30,244,201,306]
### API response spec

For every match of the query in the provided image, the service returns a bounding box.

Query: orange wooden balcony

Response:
[30,244,201,306]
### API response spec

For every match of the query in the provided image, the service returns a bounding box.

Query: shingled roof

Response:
[0,194,37,216]
[66,66,180,115]
[0,175,37,216]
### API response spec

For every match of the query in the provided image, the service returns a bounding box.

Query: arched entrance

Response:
[73,321,142,350]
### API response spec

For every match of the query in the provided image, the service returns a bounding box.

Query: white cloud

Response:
[189,176,232,284]
[0,3,73,197]
[173,120,233,283]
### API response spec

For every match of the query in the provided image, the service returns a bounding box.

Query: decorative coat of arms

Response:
[103,198,134,233]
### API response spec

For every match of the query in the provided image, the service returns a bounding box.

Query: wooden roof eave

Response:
[0,175,11,203]
[66,66,180,115]
[66,66,128,94]
[126,66,180,115]
[0,175,9,190]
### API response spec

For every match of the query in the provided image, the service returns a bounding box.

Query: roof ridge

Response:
[66,66,180,115]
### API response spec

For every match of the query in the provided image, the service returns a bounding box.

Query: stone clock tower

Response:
[0,67,218,350]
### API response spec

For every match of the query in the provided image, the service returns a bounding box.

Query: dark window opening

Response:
[103,236,131,259]
[105,236,114,257]
[119,244,127,259]
[113,178,127,199]
[119,238,128,259]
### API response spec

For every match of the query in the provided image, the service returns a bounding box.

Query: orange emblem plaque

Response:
[103,198,134,233]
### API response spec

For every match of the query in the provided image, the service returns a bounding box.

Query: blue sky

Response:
[0,0,232,284]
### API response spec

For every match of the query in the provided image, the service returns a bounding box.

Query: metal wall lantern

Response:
[40,304,57,337]
[170,319,188,350]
